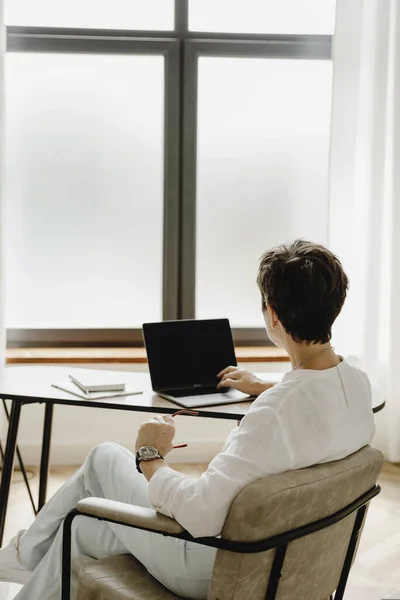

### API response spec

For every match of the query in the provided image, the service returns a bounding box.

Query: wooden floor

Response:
[0,462,399,600]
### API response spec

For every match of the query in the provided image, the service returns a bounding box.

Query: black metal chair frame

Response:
[61,484,380,600]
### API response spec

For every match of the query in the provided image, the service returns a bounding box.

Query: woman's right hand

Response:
[217,366,274,397]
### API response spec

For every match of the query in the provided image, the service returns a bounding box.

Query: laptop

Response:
[142,318,253,408]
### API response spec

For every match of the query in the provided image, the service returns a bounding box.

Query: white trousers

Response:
[14,443,216,600]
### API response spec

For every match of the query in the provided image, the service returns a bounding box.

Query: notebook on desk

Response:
[51,382,142,401]
[142,318,254,408]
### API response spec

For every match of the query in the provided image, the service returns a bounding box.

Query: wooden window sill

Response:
[6,346,289,365]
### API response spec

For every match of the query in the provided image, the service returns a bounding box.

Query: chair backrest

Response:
[208,445,383,600]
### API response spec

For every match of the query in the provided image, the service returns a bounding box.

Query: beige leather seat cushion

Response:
[78,555,184,600]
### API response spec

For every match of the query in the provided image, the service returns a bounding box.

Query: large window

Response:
[195,57,332,327]
[6,53,165,328]
[188,0,335,34]
[5,0,175,30]
[4,0,335,346]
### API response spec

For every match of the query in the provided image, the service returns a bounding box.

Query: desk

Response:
[0,366,277,545]
[0,366,385,546]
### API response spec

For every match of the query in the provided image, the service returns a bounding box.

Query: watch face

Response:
[139,446,158,459]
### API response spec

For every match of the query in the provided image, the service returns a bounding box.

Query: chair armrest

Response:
[76,497,185,535]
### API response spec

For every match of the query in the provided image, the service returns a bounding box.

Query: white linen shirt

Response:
[148,360,376,538]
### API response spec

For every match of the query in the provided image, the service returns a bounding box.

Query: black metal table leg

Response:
[38,403,54,511]
[2,398,37,516]
[0,400,23,545]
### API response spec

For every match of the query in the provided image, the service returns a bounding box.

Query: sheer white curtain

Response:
[0,0,5,375]
[330,0,400,461]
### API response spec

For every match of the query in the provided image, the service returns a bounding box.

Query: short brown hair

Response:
[257,240,349,344]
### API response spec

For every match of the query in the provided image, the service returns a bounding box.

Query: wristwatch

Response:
[136,445,164,474]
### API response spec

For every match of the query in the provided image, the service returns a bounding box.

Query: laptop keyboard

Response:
[166,386,222,398]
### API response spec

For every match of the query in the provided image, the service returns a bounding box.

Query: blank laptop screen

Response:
[143,319,237,391]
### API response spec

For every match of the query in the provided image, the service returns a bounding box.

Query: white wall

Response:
[2,361,289,466]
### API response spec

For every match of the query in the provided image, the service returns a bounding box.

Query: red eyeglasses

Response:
[171,409,199,449]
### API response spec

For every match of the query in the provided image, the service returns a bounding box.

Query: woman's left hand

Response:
[135,414,176,456]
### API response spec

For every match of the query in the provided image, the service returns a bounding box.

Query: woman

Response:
[0,240,375,599]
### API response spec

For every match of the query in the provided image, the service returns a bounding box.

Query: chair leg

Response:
[264,544,288,600]
[334,505,368,600]
[61,509,80,600]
